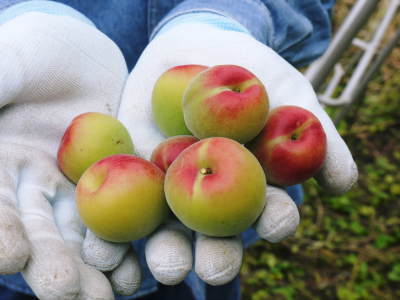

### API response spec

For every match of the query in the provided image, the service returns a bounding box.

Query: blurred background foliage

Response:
[241,0,400,299]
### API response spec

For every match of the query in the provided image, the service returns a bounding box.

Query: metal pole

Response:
[339,0,400,104]
[305,0,380,90]
[334,25,400,124]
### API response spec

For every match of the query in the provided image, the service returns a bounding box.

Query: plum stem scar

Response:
[200,167,213,175]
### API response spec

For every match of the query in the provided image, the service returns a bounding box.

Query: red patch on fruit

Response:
[265,106,312,140]
[164,140,197,168]
[168,64,208,76]
[57,123,72,166]
[197,138,240,197]
[205,85,264,120]
[247,105,327,186]
[168,141,203,197]
[97,154,164,185]
[203,65,255,88]
[152,137,199,172]
[57,113,93,167]
[268,126,326,185]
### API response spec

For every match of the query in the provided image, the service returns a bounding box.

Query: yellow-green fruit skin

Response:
[165,137,267,237]
[57,112,134,183]
[152,65,208,137]
[76,154,168,242]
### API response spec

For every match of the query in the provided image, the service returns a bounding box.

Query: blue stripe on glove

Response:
[0,0,94,26]
[153,12,251,39]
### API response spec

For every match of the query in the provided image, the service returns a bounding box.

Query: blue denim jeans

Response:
[1,0,335,70]
[0,0,334,299]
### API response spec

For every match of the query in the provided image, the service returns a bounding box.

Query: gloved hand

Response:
[0,9,140,299]
[113,20,358,286]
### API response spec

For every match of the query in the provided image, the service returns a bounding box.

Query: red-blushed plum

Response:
[76,154,168,243]
[165,137,267,237]
[57,112,134,183]
[151,135,199,172]
[152,64,208,137]
[247,105,327,186]
[183,65,269,143]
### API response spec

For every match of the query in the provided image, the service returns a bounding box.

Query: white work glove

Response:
[116,22,358,286]
[0,11,140,299]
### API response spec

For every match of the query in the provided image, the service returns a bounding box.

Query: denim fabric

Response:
[0,0,329,299]
[148,0,335,67]
[1,0,335,69]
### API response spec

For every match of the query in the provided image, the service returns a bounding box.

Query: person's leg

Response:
[0,273,37,299]
[139,282,195,300]
[286,184,304,206]
[0,288,38,300]
[207,276,241,300]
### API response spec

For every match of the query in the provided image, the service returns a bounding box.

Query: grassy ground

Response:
[241,1,400,299]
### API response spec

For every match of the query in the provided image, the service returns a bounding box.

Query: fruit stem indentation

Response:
[291,133,299,141]
[232,87,241,93]
[200,167,213,175]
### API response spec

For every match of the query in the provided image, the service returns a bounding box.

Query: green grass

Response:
[241,1,400,299]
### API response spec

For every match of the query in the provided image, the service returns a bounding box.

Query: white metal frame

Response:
[305,0,400,122]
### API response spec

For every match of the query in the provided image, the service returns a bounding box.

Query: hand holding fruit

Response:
[0,11,138,299]
[115,22,358,286]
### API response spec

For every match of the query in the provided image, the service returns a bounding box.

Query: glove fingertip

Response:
[82,230,129,272]
[145,224,193,285]
[195,235,243,286]
[316,147,358,195]
[0,206,30,274]
[255,186,300,243]
[109,252,141,296]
